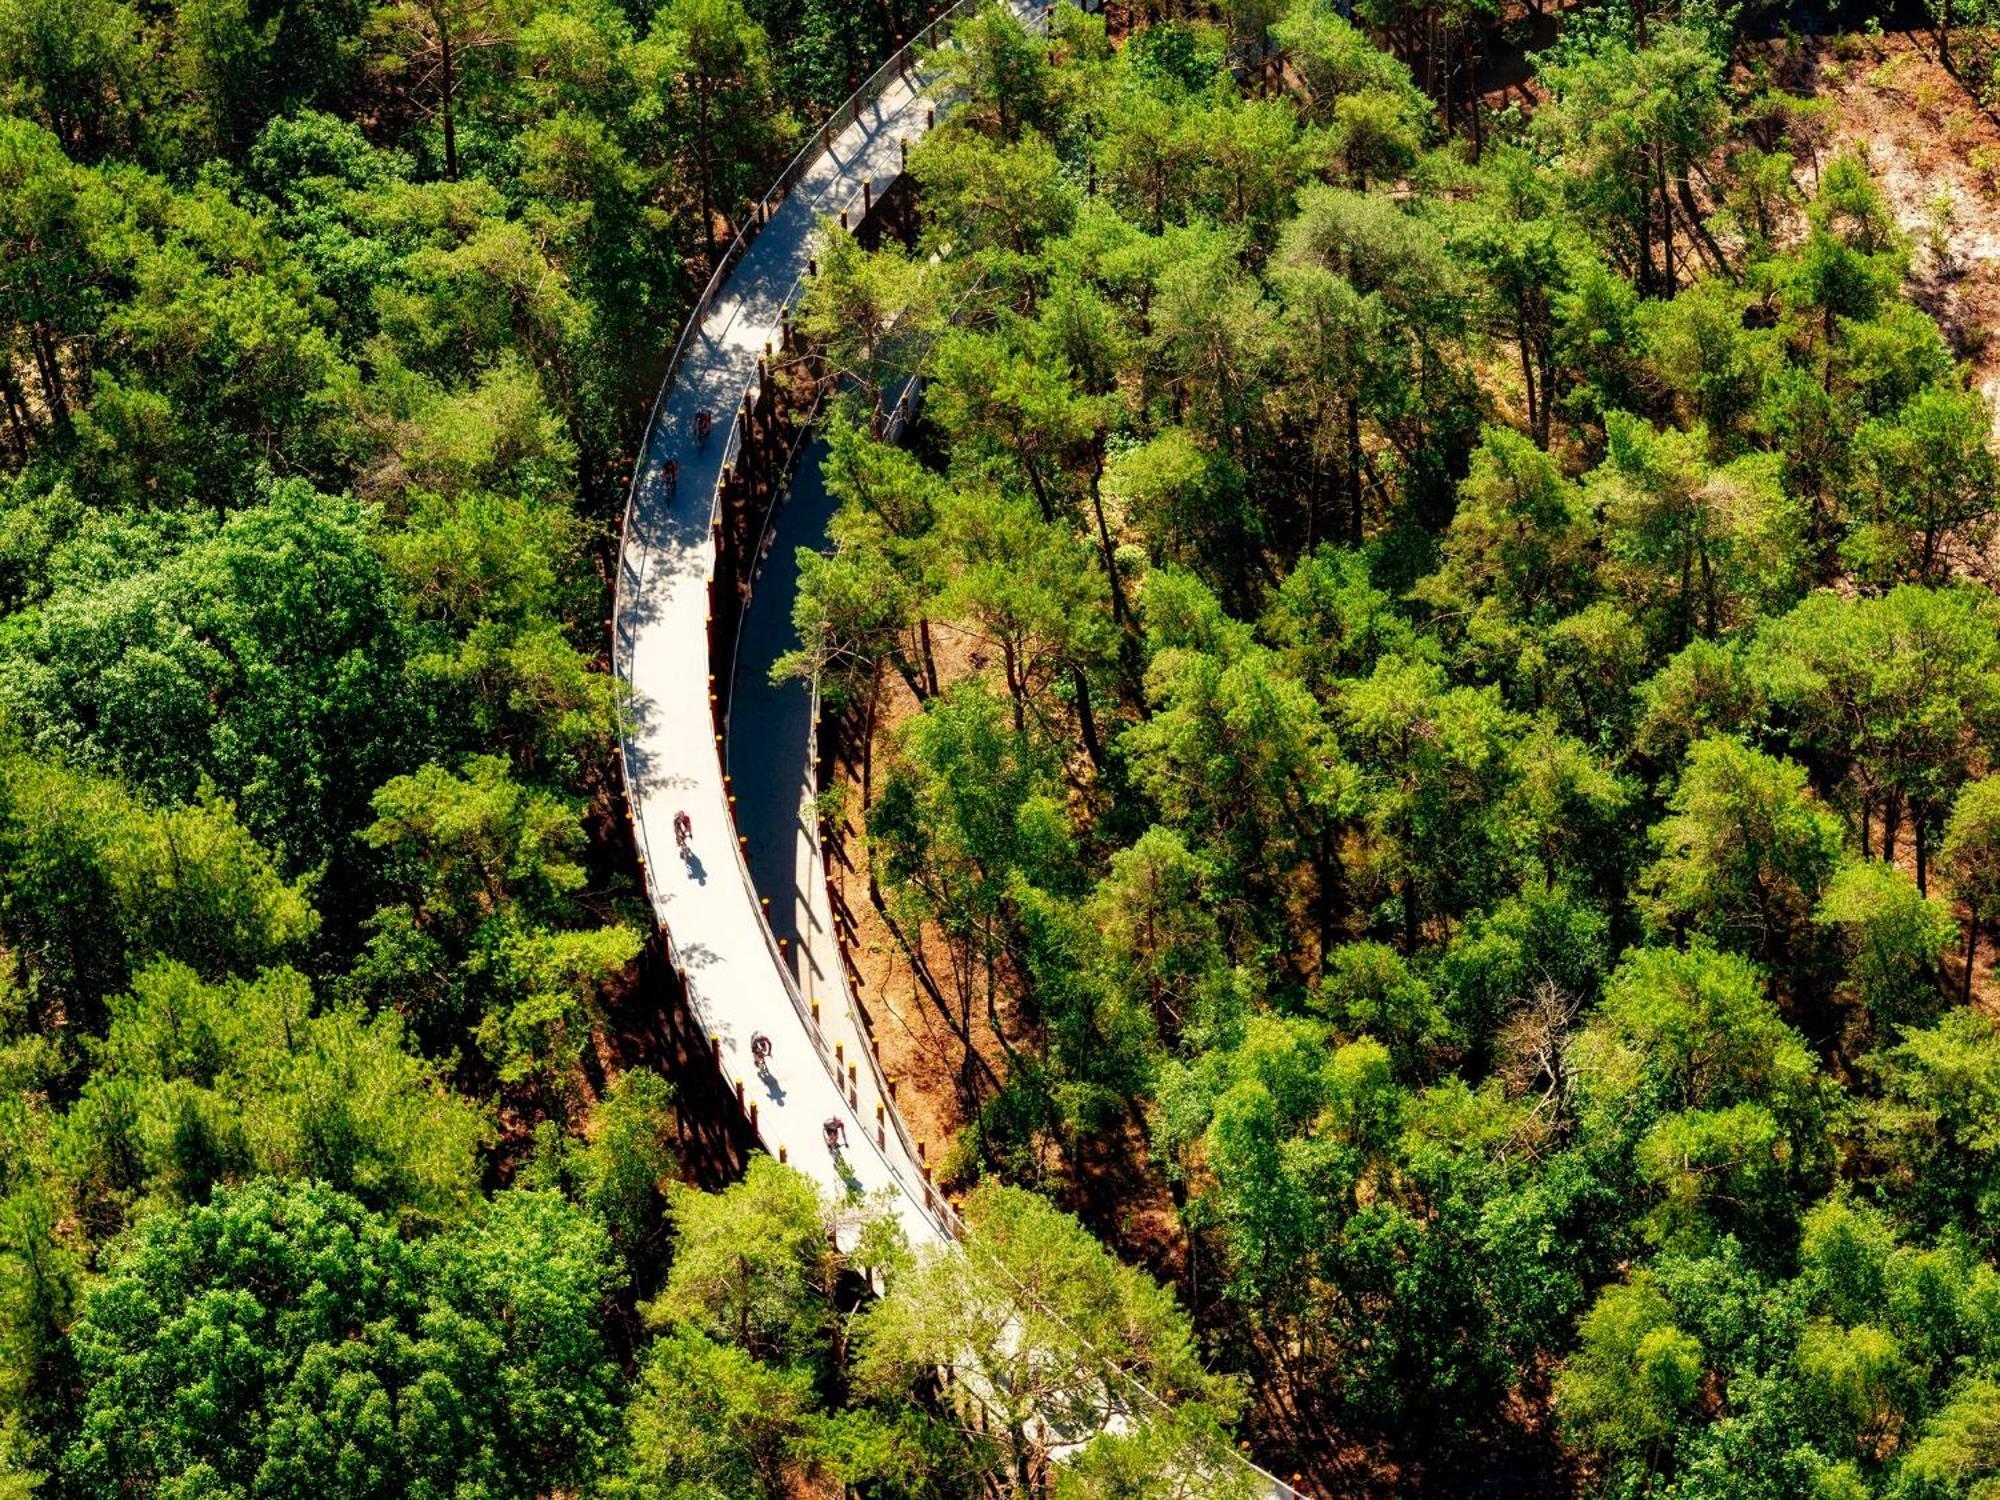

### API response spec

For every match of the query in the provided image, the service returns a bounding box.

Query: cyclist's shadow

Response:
[832,1153,863,1197]
[756,1060,786,1105]
[680,844,707,885]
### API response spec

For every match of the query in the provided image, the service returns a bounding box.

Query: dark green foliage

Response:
[59,1179,621,1498]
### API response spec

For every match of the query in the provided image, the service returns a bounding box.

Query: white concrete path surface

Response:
[614,19,1012,1249]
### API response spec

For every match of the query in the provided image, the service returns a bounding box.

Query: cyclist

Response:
[750,1032,772,1065]
[662,457,677,498]
[693,408,713,445]
[823,1117,847,1152]
[672,809,692,850]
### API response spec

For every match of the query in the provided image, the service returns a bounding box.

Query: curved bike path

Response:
[615,25,1009,1250]
[616,11,1301,1492]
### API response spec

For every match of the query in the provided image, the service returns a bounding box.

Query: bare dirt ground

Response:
[821,619,1003,1183]
[1770,29,2000,430]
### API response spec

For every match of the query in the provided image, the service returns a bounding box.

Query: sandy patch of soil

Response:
[1783,31,2000,430]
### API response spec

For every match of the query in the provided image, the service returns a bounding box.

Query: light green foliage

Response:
[1944,776,2000,997]
[362,754,639,1088]
[1592,413,1809,650]
[799,231,933,417]
[1895,1377,2000,1497]
[858,1182,1236,1482]
[1633,638,1765,775]
[1575,945,1827,1247]
[0,482,417,873]
[1815,860,1955,1029]
[616,1159,943,1499]
[386,487,617,772]
[1416,425,1596,636]
[1556,1275,1705,1453]
[1054,1404,1266,1500]
[0,748,315,1013]
[615,1326,816,1499]
[1849,383,2000,587]
[1640,736,1846,973]
[1860,1009,2000,1244]
[58,962,486,1235]
[652,1154,850,1367]
[1315,940,1450,1074]
[577,1068,678,1275]
[1751,586,2000,882]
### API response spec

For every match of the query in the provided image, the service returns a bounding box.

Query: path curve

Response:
[615,2,1021,1248]
[616,9,1303,1492]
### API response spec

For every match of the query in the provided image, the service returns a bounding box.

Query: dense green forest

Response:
[7,0,2000,1492]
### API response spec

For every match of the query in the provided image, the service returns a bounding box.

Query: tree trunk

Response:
[1086,449,1130,626]
[918,617,940,699]
[1016,437,1056,523]
[696,89,715,262]
[1345,395,1363,545]
[1003,638,1025,733]
[1071,664,1106,771]
[1965,920,1978,1004]
[1517,318,1539,446]
[439,19,459,182]
[1656,140,1675,292]
[31,324,68,426]
[0,363,34,461]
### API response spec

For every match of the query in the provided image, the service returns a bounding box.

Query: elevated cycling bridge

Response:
[613,5,1303,1492]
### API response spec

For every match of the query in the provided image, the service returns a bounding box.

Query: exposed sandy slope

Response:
[1789,30,2000,431]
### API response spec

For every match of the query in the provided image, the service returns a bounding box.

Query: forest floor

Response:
[821,619,1004,1177]
[1766,27,2000,434]
[818,617,1199,1264]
